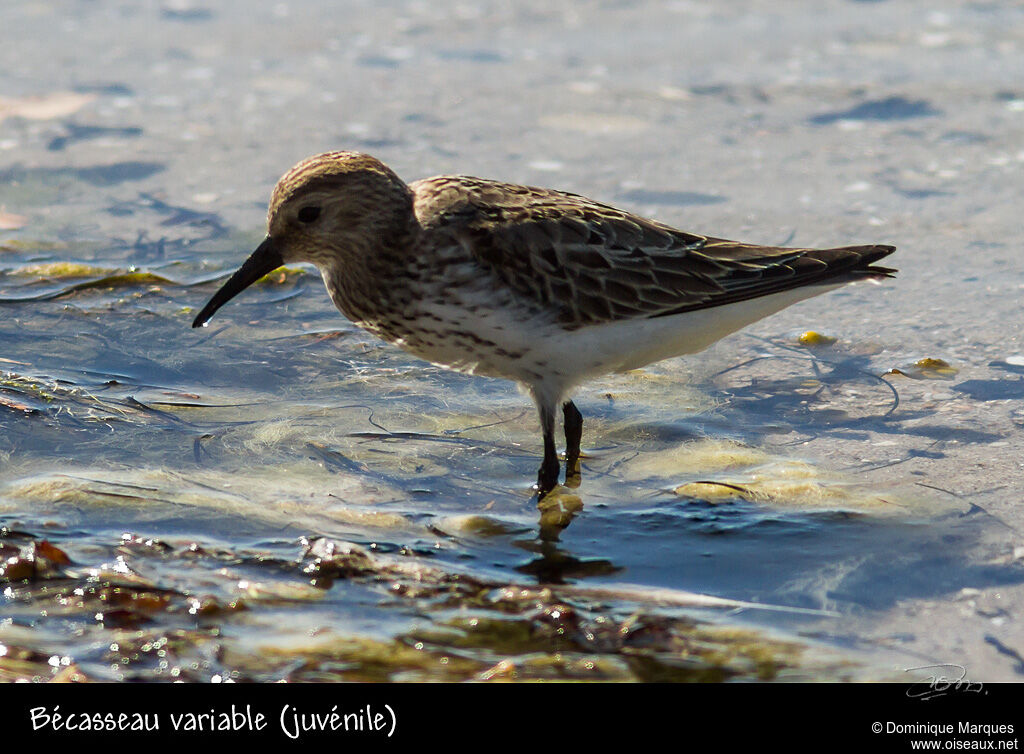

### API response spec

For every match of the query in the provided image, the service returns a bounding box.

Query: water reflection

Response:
[2,195,1022,681]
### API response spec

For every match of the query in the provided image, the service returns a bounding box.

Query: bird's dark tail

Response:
[838,244,897,280]
[653,242,897,318]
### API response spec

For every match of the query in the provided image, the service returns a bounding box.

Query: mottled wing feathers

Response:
[411,176,895,328]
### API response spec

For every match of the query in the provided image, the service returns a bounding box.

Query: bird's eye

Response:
[297,206,321,224]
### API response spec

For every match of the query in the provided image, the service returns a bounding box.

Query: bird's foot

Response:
[563,455,582,489]
[535,455,562,499]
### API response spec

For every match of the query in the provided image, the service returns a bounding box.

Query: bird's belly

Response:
[364,298,565,384]
[349,280,842,392]
[537,283,846,378]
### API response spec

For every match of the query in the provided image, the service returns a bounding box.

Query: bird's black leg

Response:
[536,402,560,497]
[562,400,583,488]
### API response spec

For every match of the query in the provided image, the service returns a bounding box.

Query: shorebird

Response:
[193,152,895,496]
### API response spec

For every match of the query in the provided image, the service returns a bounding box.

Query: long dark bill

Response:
[191,237,284,328]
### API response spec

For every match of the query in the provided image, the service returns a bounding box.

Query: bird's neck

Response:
[319,221,421,328]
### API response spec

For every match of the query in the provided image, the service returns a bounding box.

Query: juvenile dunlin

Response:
[193,152,895,496]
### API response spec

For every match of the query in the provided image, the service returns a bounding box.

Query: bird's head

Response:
[192,151,413,328]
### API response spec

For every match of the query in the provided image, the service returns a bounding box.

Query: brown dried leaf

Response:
[36,540,71,566]
[0,395,36,413]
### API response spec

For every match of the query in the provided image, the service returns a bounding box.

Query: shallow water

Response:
[2,0,1024,682]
